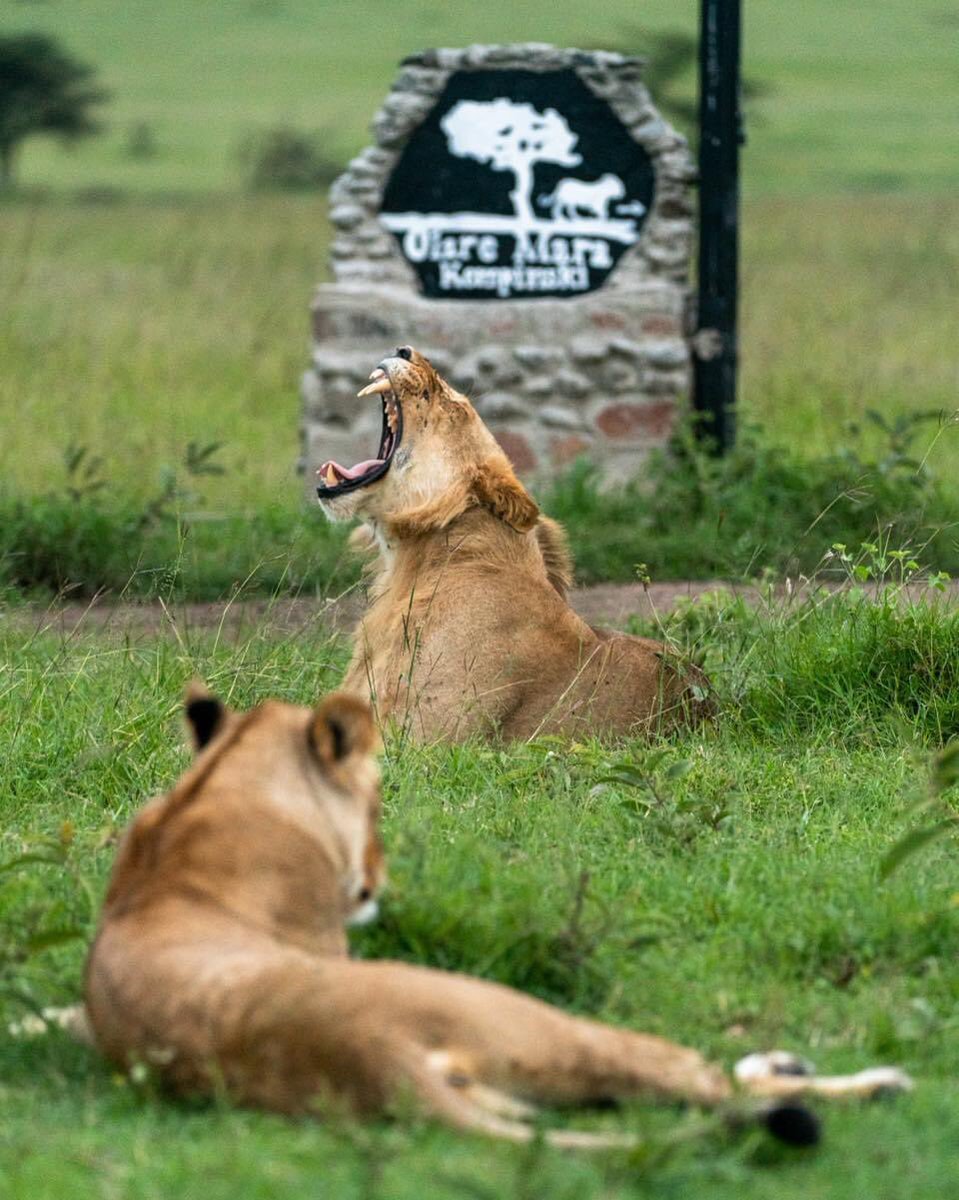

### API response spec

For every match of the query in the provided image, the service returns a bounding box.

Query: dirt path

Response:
[9,582,722,642]
[9,579,956,643]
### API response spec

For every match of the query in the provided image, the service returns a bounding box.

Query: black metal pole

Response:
[693,0,742,452]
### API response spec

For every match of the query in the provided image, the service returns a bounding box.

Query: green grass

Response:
[2,590,958,1197]
[2,192,957,509]
[1,0,957,196]
[547,432,959,584]
[0,493,357,601]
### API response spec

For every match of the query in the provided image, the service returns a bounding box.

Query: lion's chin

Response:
[317,490,368,524]
[347,898,380,927]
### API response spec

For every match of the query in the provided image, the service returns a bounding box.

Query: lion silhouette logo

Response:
[540,174,628,221]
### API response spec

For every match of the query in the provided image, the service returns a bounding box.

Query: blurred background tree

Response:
[0,33,109,190]
[237,124,344,191]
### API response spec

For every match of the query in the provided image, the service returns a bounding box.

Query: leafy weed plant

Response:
[0,441,355,600]
[545,413,959,584]
[3,412,958,600]
[882,740,959,880]
[628,539,959,744]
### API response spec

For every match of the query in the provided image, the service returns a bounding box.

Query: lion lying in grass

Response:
[83,686,910,1147]
[316,346,711,742]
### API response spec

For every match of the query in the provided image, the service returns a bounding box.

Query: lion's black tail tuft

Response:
[762,1101,822,1147]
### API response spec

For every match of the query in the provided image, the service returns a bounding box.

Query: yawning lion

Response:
[316,346,711,742]
[83,687,910,1146]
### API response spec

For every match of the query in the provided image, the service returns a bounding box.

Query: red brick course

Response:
[596,400,675,440]
[494,429,538,472]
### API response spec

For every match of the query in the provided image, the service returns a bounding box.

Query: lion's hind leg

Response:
[413,1045,820,1151]
[409,1006,735,1134]
[425,1051,538,1121]
[413,1049,637,1149]
[735,1051,913,1100]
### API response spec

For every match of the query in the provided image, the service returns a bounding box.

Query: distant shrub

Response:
[0,494,356,601]
[0,497,140,596]
[0,442,355,600]
[0,33,109,190]
[237,125,343,191]
[124,120,158,160]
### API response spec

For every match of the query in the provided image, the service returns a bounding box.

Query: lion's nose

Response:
[395,346,413,361]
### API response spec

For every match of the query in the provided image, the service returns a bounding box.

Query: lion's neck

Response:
[106,790,351,960]
[380,506,541,594]
[367,518,396,573]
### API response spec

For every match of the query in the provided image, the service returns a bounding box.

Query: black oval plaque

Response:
[380,69,654,301]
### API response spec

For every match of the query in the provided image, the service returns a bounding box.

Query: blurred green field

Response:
[1,0,958,196]
[2,192,957,515]
[1,195,319,510]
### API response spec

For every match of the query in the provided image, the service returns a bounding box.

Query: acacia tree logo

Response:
[440,98,581,227]
[378,90,650,298]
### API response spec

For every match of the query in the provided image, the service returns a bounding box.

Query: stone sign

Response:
[302,44,695,485]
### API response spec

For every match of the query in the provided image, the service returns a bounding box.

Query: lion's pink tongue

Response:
[328,458,383,481]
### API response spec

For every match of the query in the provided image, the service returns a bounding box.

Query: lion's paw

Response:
[851,1066,914,1097]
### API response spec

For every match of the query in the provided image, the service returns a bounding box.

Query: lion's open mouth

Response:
[315,369,403,498]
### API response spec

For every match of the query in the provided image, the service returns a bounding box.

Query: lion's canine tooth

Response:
[324,465,337,486]
[357,377,392,397]
[369,368,387,381]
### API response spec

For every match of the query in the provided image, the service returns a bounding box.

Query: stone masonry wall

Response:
[301,44,695,489]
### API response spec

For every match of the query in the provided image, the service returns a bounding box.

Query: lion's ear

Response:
[184,680,227,752]
[471,458,539,533]
[311,693,379,764]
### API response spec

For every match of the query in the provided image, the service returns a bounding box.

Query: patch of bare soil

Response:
[8,579,956,644]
